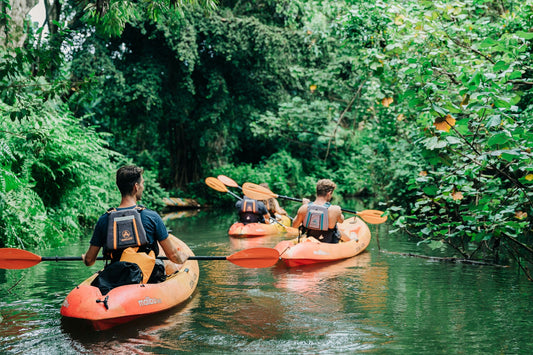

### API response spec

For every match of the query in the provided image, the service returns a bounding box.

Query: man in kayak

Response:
[235,196,271,225]
[82,165,189,279]
[292,179,344,243]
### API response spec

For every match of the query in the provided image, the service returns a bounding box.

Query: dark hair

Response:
[316,179,336,197]
[116,165,143,196]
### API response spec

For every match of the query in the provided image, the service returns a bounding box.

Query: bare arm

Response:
[82,245,101,266]
[292,205,307,228]
[273,199,287,215]
[159,237,189,264]
[334,205,344,224]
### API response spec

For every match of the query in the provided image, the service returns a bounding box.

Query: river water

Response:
[1,208,532,354]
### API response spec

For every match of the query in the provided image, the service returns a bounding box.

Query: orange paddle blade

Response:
[0,248,42,269]
[227,247,279,268]
[242,182,277,200]
[205,177,229,193]
[217,175,241,188]
[356,210,388,224]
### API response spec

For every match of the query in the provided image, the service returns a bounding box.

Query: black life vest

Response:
[239,199,262,224]
[104,206,151,261]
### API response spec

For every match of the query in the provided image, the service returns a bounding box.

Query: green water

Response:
[1,209,532,354]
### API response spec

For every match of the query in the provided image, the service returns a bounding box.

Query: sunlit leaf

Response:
[515,211,527,220]
[515,31,533,39]
[394,15,405,25]
[382,97,393,107]
[452,190,463,200]
[485,115,501,128]
[434,114,456,132]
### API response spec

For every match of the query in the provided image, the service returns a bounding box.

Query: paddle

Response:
[217,175,296,230]
[205,177,242,200]
[242,182,388,224]
[0,247,280,270]
[217,175,242,190]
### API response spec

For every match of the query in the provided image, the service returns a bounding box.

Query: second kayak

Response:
[274,216,371,267]
[228,215,298,238]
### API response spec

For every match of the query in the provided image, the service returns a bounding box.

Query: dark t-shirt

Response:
[90,205,169,250]
[235,197,268,223]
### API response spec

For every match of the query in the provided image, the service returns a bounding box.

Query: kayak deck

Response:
[60,235,199,331]
[274,217,371,267]
[228,215,298,238]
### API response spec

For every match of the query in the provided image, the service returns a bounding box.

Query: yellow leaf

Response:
[382,97,393,107]
[434,114,456,132]
[452,191,463,201]
[309,85,317,93]
[419,171,428,177]
[515,211,527,220]
[525,174,533,181]
[397,114,405,121]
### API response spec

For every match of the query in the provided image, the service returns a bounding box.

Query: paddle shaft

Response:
[227,190,242,200]
[40,256,228,262]
[274,194,361,215]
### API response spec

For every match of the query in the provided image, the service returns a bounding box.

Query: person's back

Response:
[82,165,189,291]
[292,179,344,243]
[235,196,270,224]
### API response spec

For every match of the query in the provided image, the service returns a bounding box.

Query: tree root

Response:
[380,250,509,267]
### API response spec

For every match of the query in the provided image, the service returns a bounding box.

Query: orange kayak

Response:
[60,235,199,331]
[274,217,371,267]
[228,215,298,238]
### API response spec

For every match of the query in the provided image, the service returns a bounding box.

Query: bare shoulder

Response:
[297,204,309,214]
[331,205,342,213]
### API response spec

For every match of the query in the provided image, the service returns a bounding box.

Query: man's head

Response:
[116,165,144,199]
[316,179,336,198]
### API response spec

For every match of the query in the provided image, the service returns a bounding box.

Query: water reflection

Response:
[61,296,201,354]
[2,209,533,354]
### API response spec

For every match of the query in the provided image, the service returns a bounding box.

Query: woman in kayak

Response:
[259,183,288,217]
[292,179,344,243]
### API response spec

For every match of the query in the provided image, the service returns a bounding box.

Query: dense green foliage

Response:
[1,0,532,277]
[338,0,533,272]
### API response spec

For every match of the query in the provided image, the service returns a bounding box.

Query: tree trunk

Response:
[1,0,38,47]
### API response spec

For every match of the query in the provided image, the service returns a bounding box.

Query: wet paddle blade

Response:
[0,248,42,269]
[227,247,280,268]
[242,182,277,200]
[205,177,229,193]
[217,175,241,189]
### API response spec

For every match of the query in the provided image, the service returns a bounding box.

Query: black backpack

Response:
[91,261,143,295]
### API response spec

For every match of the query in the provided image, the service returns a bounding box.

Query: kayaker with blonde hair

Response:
[259,182,288,217]
[292,179,344,243]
